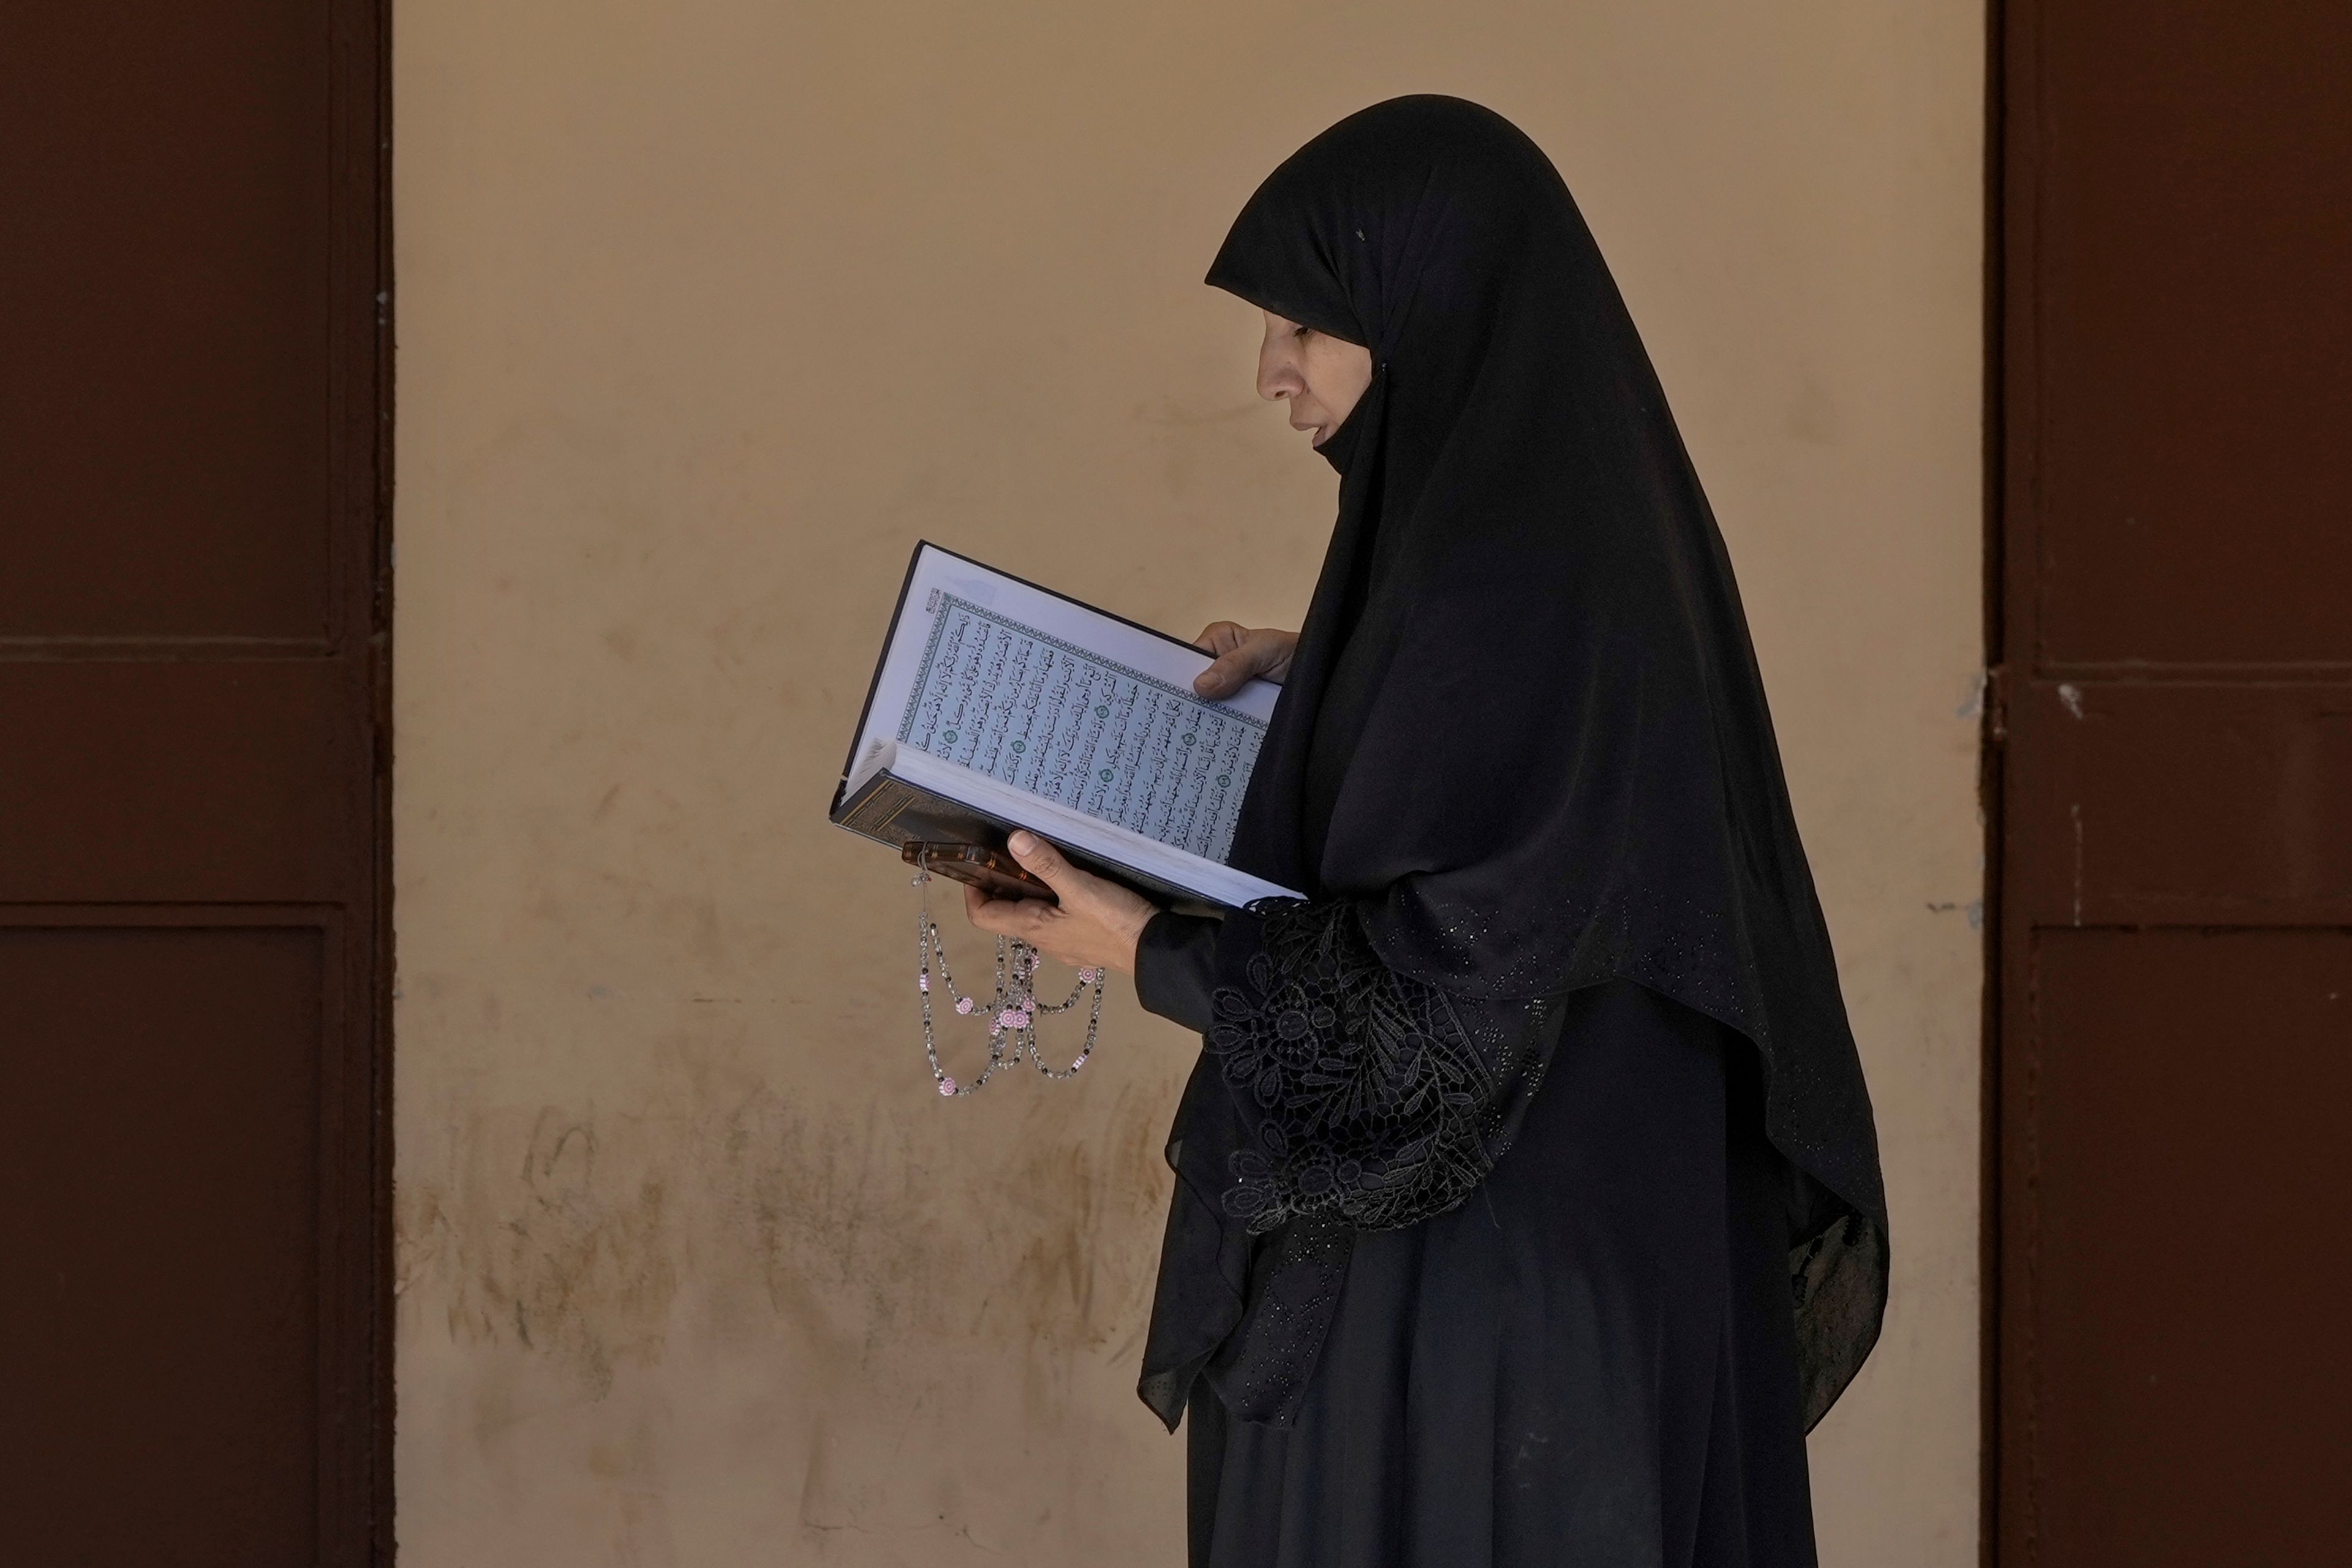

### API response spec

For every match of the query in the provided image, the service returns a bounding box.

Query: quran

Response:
[831,543,1305,910]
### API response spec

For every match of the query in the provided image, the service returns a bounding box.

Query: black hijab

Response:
[1184,96,1887,1427]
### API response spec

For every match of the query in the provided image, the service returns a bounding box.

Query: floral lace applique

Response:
[1788,1209,1888,1430]
[1207,899,1495,1234]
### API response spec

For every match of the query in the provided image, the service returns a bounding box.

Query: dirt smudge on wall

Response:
[394,1,1988,1557]
[396,1030,1180,1407]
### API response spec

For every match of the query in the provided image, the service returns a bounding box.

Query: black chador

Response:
[1132,96,1888,1568]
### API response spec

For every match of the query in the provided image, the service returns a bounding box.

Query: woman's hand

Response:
[964,831,1160,975]
[1192,623,1300,698]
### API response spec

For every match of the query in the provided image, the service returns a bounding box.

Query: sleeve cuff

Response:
[1133,910,1224,1034]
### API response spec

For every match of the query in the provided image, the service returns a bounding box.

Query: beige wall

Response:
[393,3,1985,1562]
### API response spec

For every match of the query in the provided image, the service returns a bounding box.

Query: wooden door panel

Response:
[0,1,388,1561]
[0,3,336,642]
[1999,0,2352,1561]
[2029,2,2352,666]
[2006,680,2352,927]
[0,924,325,1565]
[0,660,358,903]
[2016,930,2352,1566]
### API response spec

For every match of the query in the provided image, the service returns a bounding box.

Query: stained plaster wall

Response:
[393,3,1986,1561]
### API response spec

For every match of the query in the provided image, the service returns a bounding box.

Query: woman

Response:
[968,96,1887,1567]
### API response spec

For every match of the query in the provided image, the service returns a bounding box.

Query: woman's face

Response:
[1256,309,1374,448]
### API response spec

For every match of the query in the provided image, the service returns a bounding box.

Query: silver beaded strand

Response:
[913,869,1107,1097]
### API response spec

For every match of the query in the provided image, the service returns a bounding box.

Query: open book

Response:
[831,543,1305,910]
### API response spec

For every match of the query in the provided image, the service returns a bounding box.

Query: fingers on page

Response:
[1194,621,1244,656]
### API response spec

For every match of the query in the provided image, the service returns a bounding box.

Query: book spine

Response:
[832,771,1215,911]
[835,774,961,845]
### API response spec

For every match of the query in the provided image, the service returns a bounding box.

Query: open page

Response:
[851,545,1281,864]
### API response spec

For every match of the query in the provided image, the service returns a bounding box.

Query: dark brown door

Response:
[1994,2,2352,1561]
[0,5,390,1562]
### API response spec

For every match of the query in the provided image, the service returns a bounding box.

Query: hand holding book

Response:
[963,830,1161,974]
[959,624,1299,971]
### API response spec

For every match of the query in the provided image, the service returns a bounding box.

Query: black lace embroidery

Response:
[1789,1209,1888,1430]
[1207,900,1496,1234]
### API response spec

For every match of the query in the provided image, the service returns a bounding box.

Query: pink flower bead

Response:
[1078,967,1100,984]
[1011,1009,1031,1028]
[954,997,974,1016]
[938,1077,957,1096]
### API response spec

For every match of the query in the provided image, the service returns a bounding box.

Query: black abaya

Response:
[1154,962,1818,1568]
[1129,95,1888,1566]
